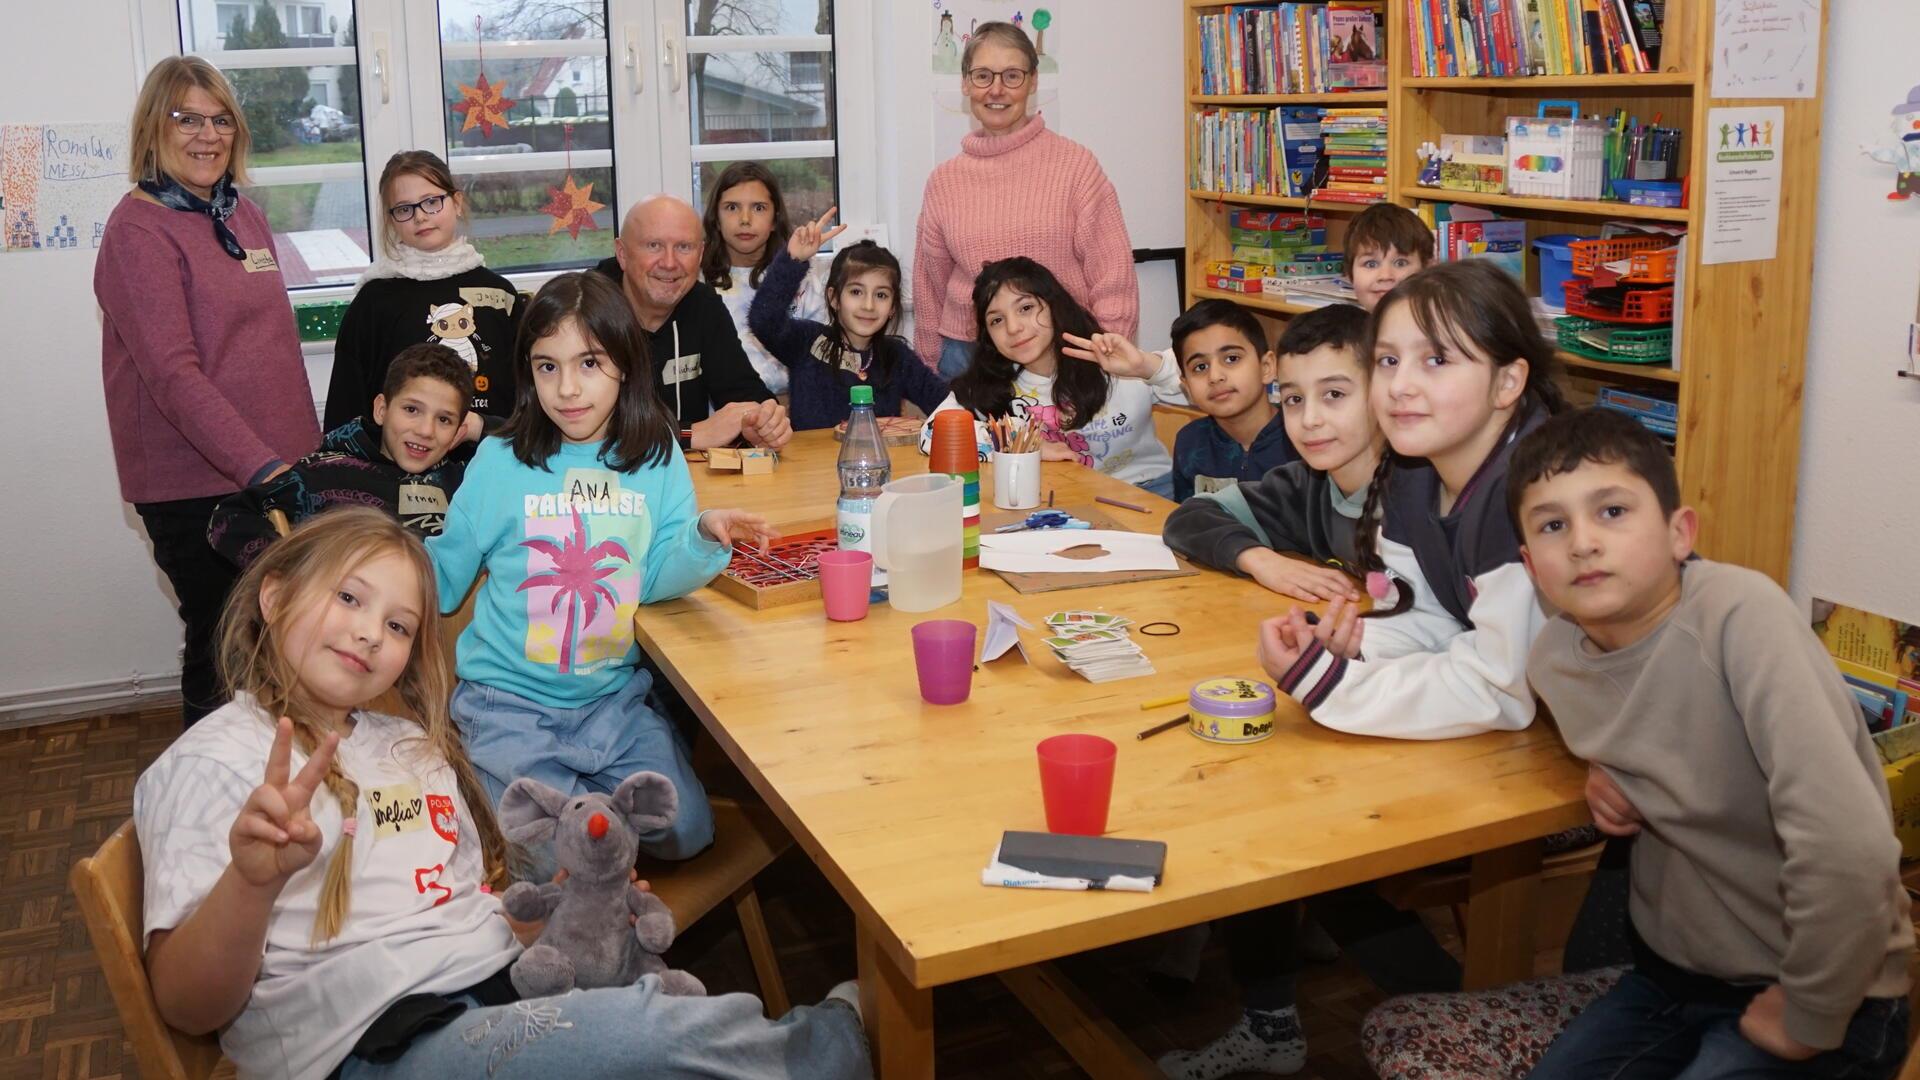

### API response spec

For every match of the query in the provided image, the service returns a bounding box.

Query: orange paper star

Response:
[453,73,515,136]
[541,174,605,240]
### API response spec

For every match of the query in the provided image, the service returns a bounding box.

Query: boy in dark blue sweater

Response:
[1168,299,1296,501]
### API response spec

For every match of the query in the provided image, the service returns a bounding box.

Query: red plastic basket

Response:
[1570,235,1670,278]
[1563,279,1675,324]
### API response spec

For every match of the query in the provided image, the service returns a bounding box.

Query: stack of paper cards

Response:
[1043,612,1155,683]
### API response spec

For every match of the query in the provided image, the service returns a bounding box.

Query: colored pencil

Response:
[1096,495,1149,513]
[1136,714,1190,741]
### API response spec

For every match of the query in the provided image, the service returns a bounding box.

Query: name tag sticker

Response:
[662,353,703,386]
[366,782,426,838]
[242,248,279,273]
[460,286,516,314]
[1195,475,1235,495]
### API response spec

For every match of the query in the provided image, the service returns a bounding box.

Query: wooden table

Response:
[640,431,1589,1078]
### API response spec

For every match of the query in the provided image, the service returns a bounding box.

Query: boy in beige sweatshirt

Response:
[1510,408,1912,1079]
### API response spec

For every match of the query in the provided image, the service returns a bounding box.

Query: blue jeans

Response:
[337,977,869,1080]
[938,336,973,379]
[1530,969,1909,1080]
[1135,471,1175,500]
[451,673,715,881]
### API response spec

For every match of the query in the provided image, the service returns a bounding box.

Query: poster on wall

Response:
[1701,106,1785,266]
[930,2,1064,158]
[1,122,129,253]
[1711,0,1821,99]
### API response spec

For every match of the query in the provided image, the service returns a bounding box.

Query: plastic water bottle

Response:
[836,385,890,552]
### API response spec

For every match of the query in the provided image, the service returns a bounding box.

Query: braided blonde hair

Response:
[216,507,513,944]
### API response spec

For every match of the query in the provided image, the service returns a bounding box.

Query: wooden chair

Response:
[69,821,223,1080]
[1152,403,1207,462]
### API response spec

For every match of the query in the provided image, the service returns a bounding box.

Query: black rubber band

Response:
[1137,621,1181,636]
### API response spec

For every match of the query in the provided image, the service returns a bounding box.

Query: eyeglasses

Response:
[169,110,238,137]
[966,66,1031,89]
[387,194,450,222]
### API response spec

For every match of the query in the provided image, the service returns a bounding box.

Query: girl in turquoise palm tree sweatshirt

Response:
[429,273,775,881]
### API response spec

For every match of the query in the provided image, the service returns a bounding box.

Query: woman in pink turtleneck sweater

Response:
[913,21,1139,379]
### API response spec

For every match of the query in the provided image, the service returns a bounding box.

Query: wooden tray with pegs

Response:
[711,524,840,610]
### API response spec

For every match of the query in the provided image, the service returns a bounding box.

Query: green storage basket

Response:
[1555,315,1674,365]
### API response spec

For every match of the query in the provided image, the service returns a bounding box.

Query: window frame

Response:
[138,0,876,302]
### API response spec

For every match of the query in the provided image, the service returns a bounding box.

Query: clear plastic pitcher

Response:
[867,474,964,613]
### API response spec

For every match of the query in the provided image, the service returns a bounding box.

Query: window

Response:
[684,0,837,225]
[433,0,616,274]
[183,0,369,288]
[164,0,853,293]
[214,2,250,43]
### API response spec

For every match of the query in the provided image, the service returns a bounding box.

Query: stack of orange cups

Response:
[928,411,981,569]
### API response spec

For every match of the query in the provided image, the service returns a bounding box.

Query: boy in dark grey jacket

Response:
[1164,303,1382,603]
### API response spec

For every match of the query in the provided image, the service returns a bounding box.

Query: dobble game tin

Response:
[1189,678,1277,744]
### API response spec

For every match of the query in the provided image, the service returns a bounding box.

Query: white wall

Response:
[877,0,1188,350]
[1788,5,1920,621]
[0,0,195,717]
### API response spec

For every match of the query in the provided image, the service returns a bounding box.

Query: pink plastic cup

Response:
[1036,734,1118,835]
[818,550,873,622]
[911,619,977,704]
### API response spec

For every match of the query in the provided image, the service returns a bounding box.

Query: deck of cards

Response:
[1043,611,1156,684]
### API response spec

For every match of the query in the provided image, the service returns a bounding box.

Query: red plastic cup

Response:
[911,619,977,704]
[818,550,873,622]
[1036,734,1118,835]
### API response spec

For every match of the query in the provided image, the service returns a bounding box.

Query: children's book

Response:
[1813,599,1920,729]
[1327,4,1386,87]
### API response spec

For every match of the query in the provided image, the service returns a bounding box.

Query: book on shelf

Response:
[1190,105,1389,205]
[1404,0,1657,76]
[1318,107,1389,203]
[1419,202,1527,281]
[1190,108,1284,196]
[1279,106,1324,197]
[1266,274,1359,307]
[1197,3,1387,96]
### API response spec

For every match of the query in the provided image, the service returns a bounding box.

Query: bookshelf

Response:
[1181,0,1829,582]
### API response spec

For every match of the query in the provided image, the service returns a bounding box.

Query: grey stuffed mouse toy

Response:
[497,771,706,999]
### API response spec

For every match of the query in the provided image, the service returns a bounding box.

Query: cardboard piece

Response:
[977,505,1199,594]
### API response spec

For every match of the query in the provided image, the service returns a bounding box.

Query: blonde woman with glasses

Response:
[912,20,1139,379]
[95,56,321,727]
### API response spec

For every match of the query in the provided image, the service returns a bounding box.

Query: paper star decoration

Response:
[453,73,515,136]
[541,174,605,239]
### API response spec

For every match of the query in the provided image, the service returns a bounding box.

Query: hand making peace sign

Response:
[229,717,343,888]
[787,206,851,262]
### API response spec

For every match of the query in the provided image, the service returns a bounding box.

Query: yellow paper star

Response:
[452,72,515,136]
[541,174,605,240]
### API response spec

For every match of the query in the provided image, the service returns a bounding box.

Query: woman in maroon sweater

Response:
[94,57,320,726]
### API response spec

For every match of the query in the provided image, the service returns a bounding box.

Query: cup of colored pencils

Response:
[989,415,1043,510]
[987,415,1039,456]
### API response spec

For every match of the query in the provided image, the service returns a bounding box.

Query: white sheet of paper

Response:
[980,601,1032,664]
[978,530,1180,574]
[1702,107,1785,266]
[1711,0,1821,99]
